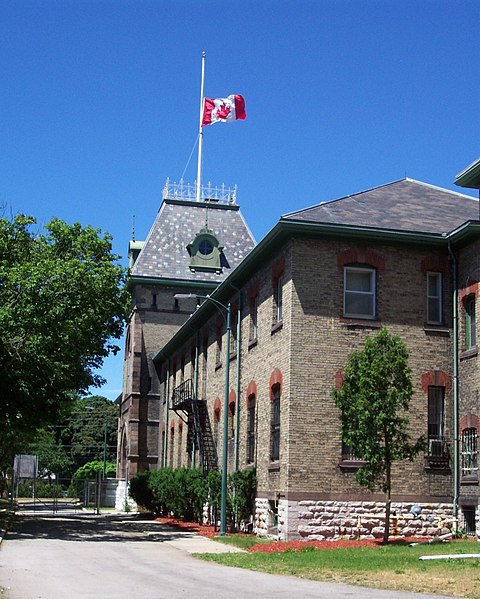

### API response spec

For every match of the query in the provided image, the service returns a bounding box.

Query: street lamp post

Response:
[174,293,231,536]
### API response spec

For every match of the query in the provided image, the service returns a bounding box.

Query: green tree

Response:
[26,394,118,477]
[0,214,128,468]
[333,328,424,544]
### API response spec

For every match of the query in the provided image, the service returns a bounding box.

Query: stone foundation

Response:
[115,479,137,512]
[255,497,455,540]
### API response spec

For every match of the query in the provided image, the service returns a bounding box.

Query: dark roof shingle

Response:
[283,179,478,234]
[131,199,255,282]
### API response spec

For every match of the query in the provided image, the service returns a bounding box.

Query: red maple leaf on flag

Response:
[216,102,231,120]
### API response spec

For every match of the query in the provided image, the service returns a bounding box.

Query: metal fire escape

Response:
[171,378,218,472]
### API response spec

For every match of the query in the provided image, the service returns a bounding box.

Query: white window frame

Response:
[343,266,376,319]
[427,272,442,324]
[276,276,283,323]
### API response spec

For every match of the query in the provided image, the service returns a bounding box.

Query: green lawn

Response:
[199,540,480,598]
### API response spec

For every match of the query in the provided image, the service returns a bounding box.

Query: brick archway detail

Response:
[337,247,385,273]
[269,368,283,401]
[420,256,449,275]
[460,413,480,433]
[459,281,479,304]
[246,380,257,405]
[229,390,236,413]
[421,370,452,394]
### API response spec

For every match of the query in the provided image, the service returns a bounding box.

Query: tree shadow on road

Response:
[5,513,197,543]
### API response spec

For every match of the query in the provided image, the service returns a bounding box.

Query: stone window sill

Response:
[461,474,479,485]
[338,459,367,472]
[248,338,258,350]
[271,321,283,335]
[215,362,222,371]
[268,462,280,473]
[423,325,450,335]
[340,317,382,328]
[460,347,478,360]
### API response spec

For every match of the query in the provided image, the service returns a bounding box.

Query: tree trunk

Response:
[383,461,391,544]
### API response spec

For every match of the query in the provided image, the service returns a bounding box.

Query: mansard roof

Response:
[130,198,256,283]
[283,179,479,235]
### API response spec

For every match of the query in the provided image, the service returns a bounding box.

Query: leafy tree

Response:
[0,214,128,467]
[22,394,117,476]
[72,460,116,480]
[333,328,424,544]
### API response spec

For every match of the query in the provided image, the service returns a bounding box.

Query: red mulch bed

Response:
[154,516,433,553]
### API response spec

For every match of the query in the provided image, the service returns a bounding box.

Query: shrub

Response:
[229,468,257,526]
[128,470,154,511]
[128,467,257,530]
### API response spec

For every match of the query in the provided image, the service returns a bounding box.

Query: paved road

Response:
[0,511,458,599]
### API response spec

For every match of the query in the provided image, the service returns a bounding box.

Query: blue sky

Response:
[2,0,479,400]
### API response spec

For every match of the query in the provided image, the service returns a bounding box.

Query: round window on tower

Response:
[198,239,214,255]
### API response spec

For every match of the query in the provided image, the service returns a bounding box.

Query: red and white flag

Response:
[201,94,246,126]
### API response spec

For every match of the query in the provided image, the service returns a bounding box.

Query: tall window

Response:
[216,322,222,366]
[271,384,281,461]
[177,423,183,466]
[169,427,175,467]
[214,408,221,449]
[201,338,208,400]
[427,272,442,323]
[250,294,258,341]
[247,394,256,464]
[466,295,476,350]
[230,308,238,354]
[428,386,445,456]
[274,276,283,323]
[462,428,478,476]
[228,400,236,440]
[344,266,375,319]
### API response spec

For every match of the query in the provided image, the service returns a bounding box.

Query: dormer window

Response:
[187,226,224,274]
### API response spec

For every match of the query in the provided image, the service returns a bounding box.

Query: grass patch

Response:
[213,535,272,550]
[198,541,480,598]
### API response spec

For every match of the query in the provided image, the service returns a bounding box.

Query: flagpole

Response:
[196,51,206,202]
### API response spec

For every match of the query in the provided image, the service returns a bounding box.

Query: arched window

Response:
[247,394,256,464]
[462,427,478,477]
[465,295,477,350]
[271,384,281,461]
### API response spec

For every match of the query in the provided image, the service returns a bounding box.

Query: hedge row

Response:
[129,467,256,529]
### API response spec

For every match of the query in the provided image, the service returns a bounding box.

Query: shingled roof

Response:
[131,198,255,282]
[283,179,479,234]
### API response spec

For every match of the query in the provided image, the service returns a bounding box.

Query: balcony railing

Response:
[162,178,237,205]
[171,379,194,410]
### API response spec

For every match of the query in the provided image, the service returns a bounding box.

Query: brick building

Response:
[152,177,480,540]
[117,181,255,479]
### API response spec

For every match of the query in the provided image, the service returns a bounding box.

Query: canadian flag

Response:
[201,94,246,126]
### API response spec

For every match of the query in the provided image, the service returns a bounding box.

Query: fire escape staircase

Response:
[171,378,218,472]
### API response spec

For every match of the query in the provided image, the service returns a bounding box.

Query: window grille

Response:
[271,385,280,461]
[462,428,478,476]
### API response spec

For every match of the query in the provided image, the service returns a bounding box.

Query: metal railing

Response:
[162,178,237,205]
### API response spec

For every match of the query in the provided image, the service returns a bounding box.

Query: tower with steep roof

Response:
[117,181,255,478]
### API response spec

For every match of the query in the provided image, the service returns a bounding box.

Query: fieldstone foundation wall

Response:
[297,500,454,540]
[255,497,455,540]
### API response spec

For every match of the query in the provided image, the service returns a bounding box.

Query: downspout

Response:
[234,293,242,472]
[192,332,200,468]
[162,361,170,469]
[448,239,459,524]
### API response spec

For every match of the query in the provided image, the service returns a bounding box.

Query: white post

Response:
[196,51,206,202]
